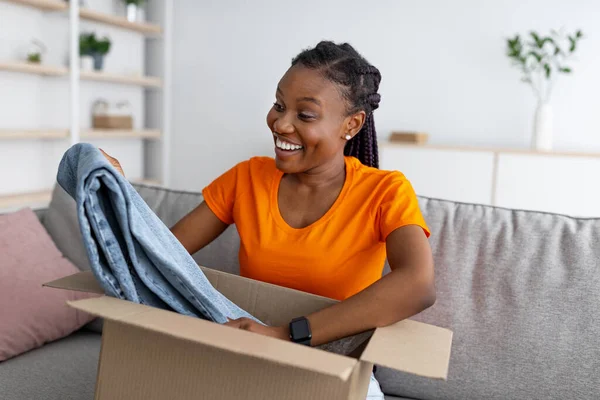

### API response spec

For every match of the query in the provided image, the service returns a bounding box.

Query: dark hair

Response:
[291,41,381,168]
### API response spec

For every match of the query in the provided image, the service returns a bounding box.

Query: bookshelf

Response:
[0,0,172,212]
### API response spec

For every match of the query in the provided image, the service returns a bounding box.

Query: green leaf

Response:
[530,31,546,48]
[544,63,551,79]
[554,46,562,55]
[576,30,583,38]
[527,51,543,63]
[559,67,572,73]
[568,36,576,52]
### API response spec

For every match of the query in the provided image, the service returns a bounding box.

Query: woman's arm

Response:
[170,202,230,254]
[225,224,436,345]
[303,224,435,345]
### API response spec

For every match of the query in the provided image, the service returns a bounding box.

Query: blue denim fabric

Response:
[56,143,259,323]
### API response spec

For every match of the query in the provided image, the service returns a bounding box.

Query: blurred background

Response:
[0,0,598,216]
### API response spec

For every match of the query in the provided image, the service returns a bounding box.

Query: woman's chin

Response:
[274,149,304,173]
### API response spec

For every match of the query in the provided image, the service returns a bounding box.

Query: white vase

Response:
[80,55,94,72]
[126,4,138,22]
[532,102,553,151]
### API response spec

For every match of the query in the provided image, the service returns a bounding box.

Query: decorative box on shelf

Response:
[91,99,133,129]
[389,131,429,145]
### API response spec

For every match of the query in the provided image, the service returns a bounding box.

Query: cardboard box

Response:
[45,267,452,400]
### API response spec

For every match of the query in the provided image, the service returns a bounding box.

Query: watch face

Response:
[291,319,311,340]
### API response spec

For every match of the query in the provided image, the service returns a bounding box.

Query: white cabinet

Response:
[495,153,600,217]
[380,144,600,218]
[380,146,495,205]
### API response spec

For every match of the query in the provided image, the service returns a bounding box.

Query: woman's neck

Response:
[288,155,346,190]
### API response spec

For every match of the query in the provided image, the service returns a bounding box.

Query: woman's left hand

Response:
[224,317,290,341]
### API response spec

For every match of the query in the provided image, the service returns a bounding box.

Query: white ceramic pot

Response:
[532,102,553,151]
[80,55,94,72]
[126,4,138,22]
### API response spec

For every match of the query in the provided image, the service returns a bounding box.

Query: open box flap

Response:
[360,319,453,380]
[67,296,358,381]
[43,271,104,294]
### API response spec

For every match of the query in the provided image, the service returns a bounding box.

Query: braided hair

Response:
[291,41,381,169]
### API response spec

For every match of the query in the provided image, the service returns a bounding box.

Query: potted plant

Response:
[80,33,111,71]
[26,39,46,64]
[506,29,584,151]
[124,0,144,22]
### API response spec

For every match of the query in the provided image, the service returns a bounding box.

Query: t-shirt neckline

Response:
[270,157,355,233]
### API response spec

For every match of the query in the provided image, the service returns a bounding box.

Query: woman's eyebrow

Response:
[297,97,321,106]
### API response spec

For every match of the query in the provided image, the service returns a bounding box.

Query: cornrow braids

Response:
[291,41,381,168]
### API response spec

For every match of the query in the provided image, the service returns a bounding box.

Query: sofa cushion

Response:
[0,331,100,400]
[43,184,92,272]
[376,197,600,400]
[0,208,97,361]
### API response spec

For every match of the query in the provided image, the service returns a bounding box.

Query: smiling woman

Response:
[102,40,435,400]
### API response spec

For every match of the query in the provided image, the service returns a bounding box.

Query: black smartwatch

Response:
[289,317,312,346]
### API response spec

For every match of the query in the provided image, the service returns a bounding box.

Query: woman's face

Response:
[266,65,362,174]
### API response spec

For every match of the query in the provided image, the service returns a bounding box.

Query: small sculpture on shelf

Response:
[79,32,112,71]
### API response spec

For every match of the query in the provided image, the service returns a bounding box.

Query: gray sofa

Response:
[1,183,599,400]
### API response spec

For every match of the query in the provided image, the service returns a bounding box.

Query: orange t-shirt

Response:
[202,156,429,301]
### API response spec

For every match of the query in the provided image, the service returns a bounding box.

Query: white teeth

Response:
[276,137,302,151]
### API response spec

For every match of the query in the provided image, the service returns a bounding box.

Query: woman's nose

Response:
[272,114,294,134]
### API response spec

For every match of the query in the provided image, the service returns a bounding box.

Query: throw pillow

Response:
[0,208,97,361]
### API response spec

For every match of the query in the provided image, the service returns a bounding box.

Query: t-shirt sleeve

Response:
[378,173,430,241]
[201,162,244,225]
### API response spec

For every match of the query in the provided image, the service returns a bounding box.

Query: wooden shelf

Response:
[80,8,162,36]
[0,63,161,88]
[0,189,52,211]
[0,129,69,139]
[2,2,162,35]
[1,0,67,11]
[0,61,67,76]
[80,70,162,88]
[81,129,161,139]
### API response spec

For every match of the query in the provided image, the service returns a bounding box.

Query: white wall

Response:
[170,0,600,191]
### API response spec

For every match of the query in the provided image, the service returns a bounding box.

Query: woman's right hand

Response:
[99,148,125,177]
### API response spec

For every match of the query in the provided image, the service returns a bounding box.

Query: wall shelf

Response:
[0,63,162,88]
[1,0,66,11]
[0,61,67,76]
[80,70,162,88]
[79,8,162,36]
[0,129,69,139]
[81,129,161,139]
[0,189,52,211]
[3,2,162,35]
[0,0,171,212]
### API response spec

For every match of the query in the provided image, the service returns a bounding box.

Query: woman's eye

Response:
[273,102,284,112]
[299,113,315,121]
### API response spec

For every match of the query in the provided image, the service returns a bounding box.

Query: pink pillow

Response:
[0,208,98,362]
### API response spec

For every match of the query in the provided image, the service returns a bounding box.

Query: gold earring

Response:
[345,134,352,140]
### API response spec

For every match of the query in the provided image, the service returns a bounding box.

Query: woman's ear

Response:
[344,111,366,139]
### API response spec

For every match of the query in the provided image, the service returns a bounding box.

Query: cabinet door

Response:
[380,146,495,205]
[496,153,600,217]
